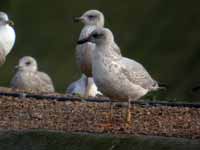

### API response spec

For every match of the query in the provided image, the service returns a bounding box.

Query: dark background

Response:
[1,0,200,101]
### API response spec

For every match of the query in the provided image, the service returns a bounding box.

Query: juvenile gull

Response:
[10,56,55,93]
[74,10,121,98]
[74,10,105,77]
[0,12,15,65]
[66,74,102,97]
[77,28,160,124]
[74,9,121,77]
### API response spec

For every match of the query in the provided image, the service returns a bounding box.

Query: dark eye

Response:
[88,15,96,19]
[25,61,31,65]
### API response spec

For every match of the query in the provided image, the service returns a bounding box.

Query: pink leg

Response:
[126,98,132,125]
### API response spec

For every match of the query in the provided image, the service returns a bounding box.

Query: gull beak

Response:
[6,20,14,26]
[73,17,84,23]
[77,36,91,45]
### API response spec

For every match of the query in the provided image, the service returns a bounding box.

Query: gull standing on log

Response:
[77,28,160,125]
[66,74,102,97]
[74,10,121,76]
[74,10,121,97]
[74,10,105,77]
[10,56,55,93]
[0,12,15,65]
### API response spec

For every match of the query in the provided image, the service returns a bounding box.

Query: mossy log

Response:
[0,131,199,150]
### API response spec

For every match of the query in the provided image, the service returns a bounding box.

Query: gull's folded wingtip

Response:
[158,82,168,90]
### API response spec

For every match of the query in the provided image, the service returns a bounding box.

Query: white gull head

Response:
[16,56,38,72]
[77,28,114,47]
[74,10,104,27]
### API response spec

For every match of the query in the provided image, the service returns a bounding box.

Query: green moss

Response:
[0,130,199,150]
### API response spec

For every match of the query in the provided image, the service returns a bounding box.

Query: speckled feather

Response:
[11,71,55,93]
[10,56,55,93]
[90,28,159,101]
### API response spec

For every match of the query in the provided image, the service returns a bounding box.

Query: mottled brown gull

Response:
[10,56,55,93]
[0,12,15,65]
[66,74,102,97]
[77,28,160,124]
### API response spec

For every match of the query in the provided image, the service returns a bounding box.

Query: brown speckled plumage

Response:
[78,28,159,101]
[77,27,160,124]
[10,56,55,93]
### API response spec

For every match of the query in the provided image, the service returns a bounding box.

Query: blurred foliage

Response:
[0,0,200,101]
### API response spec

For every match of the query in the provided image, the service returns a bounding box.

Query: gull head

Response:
[74,10,104,27]
[77,27,114,46]
[0,12,14,26]
[15,56,38,72]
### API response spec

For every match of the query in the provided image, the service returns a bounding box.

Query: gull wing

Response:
[35,71,55,92]
[112,42,122,55]
[66,75,87,96]
[119,57,158,90]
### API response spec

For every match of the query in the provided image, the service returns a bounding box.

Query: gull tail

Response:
[192,85,200,92]
[157,82,168,90]
[151,81,168,91]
